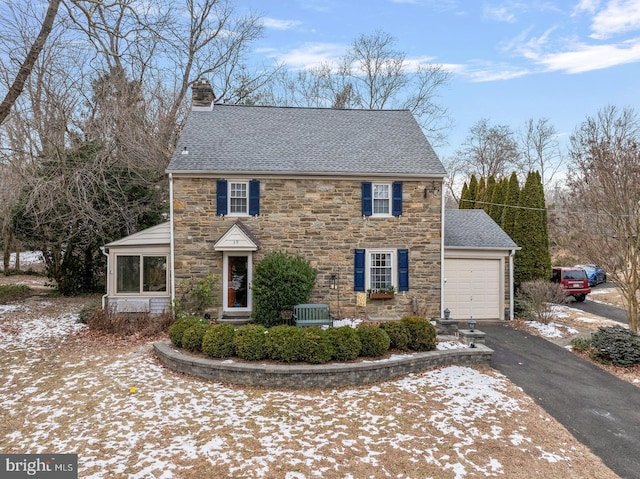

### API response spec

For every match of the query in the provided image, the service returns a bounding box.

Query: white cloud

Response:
[590,0,640,39]
[456,61,532,82]
[276,42,347,70]
[484,5,518,23]
[261,17,303,31]
[536,38,640,72]
[573,0,602,15]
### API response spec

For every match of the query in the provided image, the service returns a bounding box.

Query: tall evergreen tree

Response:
[501,172,520,238]
[467,174,478,208]
[489,177,508,224]
[459,182,471,209]
[484,175,496,214]
[512,171,551,286]
[475,176,486,209]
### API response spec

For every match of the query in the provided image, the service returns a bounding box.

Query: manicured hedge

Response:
[174,317,438,363]
[202,323,236,358]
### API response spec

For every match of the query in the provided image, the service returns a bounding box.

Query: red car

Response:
[552,267,591,302]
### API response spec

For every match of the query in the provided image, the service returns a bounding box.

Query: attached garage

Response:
[444,257,501,319]
[444,210,519,321]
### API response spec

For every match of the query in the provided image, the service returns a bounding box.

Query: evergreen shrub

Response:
[400,316,437,351]
[569,336,592,352]
[299,327,333,364]
[233,325,268,361]
[357,325,390,357]
[327,326,361,361]
[181,323,211,352]
[266,325,303,362]
[252,251,317,327]
[379,321,411,350]
[590,326,640,367]
[202,323,236,358]
[168,316,205,348]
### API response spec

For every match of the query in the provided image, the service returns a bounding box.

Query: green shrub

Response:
[569,336,592,353]
[590,326,640,367]
[327,326,361,361]
[168,316,205,348]
[181,323,211,352]
[357,325,390,357]
[202,323,236,358]
[299,328,333,364]
[0,284,31,303]
[400,316,437,351]
[265,325,303,362]
[233,325,268,361]
[379,321,411,350]
[252,251,317,327]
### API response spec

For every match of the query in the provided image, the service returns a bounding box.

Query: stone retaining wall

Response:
[154,341,493,389]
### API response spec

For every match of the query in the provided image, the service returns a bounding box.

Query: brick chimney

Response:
[191,78,215,108]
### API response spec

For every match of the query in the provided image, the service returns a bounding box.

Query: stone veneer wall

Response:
[172,176,442,320]
[154,341,493,389]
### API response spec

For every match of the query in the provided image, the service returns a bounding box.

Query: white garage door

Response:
[444,258,501,319]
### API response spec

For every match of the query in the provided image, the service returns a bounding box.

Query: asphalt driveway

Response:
[479,321,640,479]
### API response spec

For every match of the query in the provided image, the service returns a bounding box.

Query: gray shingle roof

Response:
[445,209,519,249]
[167,104,445,177]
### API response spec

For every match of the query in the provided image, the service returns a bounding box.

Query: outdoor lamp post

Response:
[468,319,476,332]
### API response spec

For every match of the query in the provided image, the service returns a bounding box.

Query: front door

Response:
[223,252,252,313]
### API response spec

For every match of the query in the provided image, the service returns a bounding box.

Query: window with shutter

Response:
[362,181,402,217]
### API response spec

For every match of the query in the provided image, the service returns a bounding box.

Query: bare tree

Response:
[261,31,452,147]
[456,118,520,179]
[565,105,640,332]
[519,117,564,189]
[0,0,62,125]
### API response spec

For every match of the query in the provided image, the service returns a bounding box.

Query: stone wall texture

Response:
[172,176,443,320]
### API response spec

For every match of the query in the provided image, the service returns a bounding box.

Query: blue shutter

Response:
[216,179,228,216]
[249,180,260,216]
[392,181,403,216]
[354,249,366,292]
[398,249,409,292]
[361,182,372,216]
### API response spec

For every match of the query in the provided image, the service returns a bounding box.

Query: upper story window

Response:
[373,184,390,215]
[217,179,260,216]
[229,181,248,215]
[362,181,402,217]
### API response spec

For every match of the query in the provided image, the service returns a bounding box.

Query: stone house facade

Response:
[167,80,447,321]
[102,81,518,321]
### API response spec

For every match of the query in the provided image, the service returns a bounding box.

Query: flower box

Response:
[368,292,395,300]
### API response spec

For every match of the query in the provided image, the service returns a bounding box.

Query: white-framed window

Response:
[366,249,396,291]
[116,255,167,294]
[372,183,391,216]
[229,181,249,215]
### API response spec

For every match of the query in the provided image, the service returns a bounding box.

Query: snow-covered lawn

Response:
[0,298,617,478]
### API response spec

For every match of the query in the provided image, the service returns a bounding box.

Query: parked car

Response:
[552,266,591,302]
[574,264,606,286]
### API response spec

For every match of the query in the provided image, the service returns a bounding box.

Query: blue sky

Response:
[238,0,640,159]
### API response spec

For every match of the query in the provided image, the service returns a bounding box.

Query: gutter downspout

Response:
[440,183,445,317]
[509,249,515,320]
[169,173,176,306]
[100,246,109,310]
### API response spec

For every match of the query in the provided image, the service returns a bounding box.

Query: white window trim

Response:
[365,248,397,291]
[114,254,169,296]
[228,180,250,217]
[371,182,392,217]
